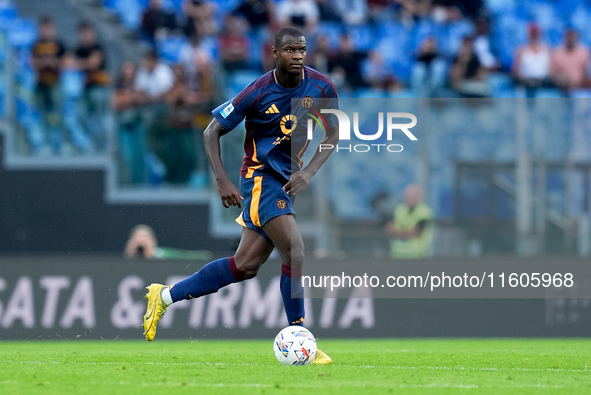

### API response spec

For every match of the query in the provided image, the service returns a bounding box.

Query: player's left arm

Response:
[283,122,339,196]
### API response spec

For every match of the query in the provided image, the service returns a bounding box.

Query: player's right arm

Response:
[203,118,244,208]
[208,77,266,208]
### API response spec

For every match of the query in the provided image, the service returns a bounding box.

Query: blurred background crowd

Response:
[1,0,591,256]
[2,0,591,185]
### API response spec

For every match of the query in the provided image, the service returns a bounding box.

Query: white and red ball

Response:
[273,326,317,365]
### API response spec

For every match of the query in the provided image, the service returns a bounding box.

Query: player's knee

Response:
[237,264,260,280]
[283,246,305,270]
[234,258,263,280]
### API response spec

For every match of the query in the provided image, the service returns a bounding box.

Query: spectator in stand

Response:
[162,65,198,184]
[473,17,498,71]
[330,34,368,91]
[315,0,342,23]
[232,0,275,32]
[140,0,179,46]
[309,34,332,74]
[367,0,396,23]
[30,15,66,155]
[218,14,251,72]
[135,51,174,103]
[453,0,484,19]
[449,36,490,98]
[134,51,174,155]
[512,23,551,97]
[363,50,400,92]
[396,0,432,25]
[112,61,148,185]
[276,0,319,35]
[334,0,368,25]
[75,21,110,152]
[260,28,279,71]
[182,45,215,189]
[431,0,484,21]
[550,29,590,94]
[179,33,213,92]
[411,36,447,95]
[183,0,218,38]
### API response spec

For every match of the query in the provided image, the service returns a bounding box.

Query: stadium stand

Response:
[1,0,591,254]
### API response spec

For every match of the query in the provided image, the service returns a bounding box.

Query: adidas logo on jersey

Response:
[265,104,280,114]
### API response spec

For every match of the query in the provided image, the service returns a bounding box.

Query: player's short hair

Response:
[274,26,305,48]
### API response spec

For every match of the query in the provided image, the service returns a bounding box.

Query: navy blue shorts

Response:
[235,175,294,244]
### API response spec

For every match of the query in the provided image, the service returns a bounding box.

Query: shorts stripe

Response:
[235,213,247,227]
[250,176,263,227]
[245,164,263,179]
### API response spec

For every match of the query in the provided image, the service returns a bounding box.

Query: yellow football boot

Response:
[312,349,332,364]
[142,283,168,341]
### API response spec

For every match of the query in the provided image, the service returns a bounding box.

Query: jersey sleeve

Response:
[212,82,258,131]
[324,79,339,128]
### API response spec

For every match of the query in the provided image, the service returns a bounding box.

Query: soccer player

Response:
[142,26,339,364]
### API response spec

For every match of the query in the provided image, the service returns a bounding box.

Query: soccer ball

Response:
[273,326,317,365]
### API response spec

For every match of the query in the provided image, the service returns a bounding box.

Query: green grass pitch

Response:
[0,339,589,394]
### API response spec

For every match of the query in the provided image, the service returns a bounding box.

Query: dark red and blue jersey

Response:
[212,66,338,181]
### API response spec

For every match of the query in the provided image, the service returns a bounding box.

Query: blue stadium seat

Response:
[102,0,118,11]
[488,73,514,97]
[0,1,17,19]
[412,19,440,50]
[7,18,36,48]
[0,81,5,118]
[534,88,562,98]
[316,22,344,49]
[157,36,188,62]
[246,31,263,70]
[211,0,240,8]
[493,15,528,69]
[555,0,582,16]
[114,0,143,29]
[348,24,375,51]
[571,89,591,99]
[137,0,150,9]
[226,70,260,98]
[355,88,385,98]
[387,90,416,98]
[169,0,184,12]
[16,96,45,150]
[0,15,17,33]
[437,20,473,58]
[61,70,85,99]
[485,0,517,16]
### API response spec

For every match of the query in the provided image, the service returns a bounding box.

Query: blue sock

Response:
[170,257,241,302]
[280,264,305,326]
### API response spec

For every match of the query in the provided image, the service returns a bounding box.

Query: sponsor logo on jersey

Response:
[265,104,280,114]
[220,102,234,118]
[280,115,297,135]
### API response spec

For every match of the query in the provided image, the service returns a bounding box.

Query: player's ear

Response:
[272,46,278,59]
